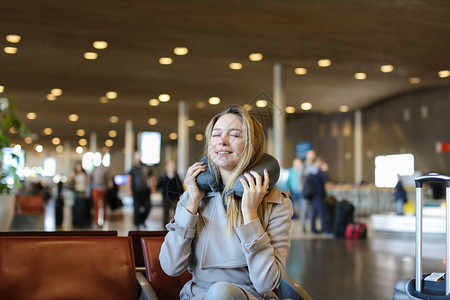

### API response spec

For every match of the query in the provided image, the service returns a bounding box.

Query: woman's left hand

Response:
[239,168,269,224]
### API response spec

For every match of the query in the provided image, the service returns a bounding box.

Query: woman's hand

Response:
[184,161,206,215]
[239,168,269,224]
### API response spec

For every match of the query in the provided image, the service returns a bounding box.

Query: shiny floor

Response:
[9,195,447,300]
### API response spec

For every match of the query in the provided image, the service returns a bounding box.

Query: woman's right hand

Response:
[184,161,206,214]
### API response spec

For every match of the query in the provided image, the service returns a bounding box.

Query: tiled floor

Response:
[9,193,447,300]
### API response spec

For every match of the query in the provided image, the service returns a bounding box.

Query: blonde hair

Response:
[204,105,269,234]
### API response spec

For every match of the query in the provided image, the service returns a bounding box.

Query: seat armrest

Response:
[281,274,313,300]
[136,272,159,300]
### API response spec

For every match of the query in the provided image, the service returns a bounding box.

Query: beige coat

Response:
[159,187,293,299]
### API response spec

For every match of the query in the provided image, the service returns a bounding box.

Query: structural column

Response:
[89,132,97,153]
[354,110,363,184]
[177,101,189,179]
[273,63,286,168]
[124,120,134,173]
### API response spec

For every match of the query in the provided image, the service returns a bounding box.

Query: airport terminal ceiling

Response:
[0,0,449,150]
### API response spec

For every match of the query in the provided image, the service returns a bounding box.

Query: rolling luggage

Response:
[333,200,355,237]
[72,196,91,228]
[345,222,367,239]
[393,173,450,299]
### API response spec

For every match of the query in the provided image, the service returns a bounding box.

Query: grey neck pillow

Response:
[195,153,280,197]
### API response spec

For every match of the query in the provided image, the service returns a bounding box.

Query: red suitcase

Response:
[345,222,367,239]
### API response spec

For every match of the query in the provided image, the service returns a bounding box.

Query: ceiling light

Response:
[79,138,88,146]
[76,129,86,136]
[68,114,79,122]
[76,146,84,154]
[169,132,178,140]
[256,100,268,108]
[84,52,98,60]
[243,104,252,111]
[173,47,188,55]
[26,112,37,120]
[195,133,204,141]
[9,127,17,134]
[285,106,296,114]
[148,99,159,106]
[43,128,53,135]
[159,57,173,65]
[339,105,350,112]
[197,102,205,109]
[46,94,57,101]
[35,144,43,153]
[186,120,195,127]
[249,53,263,62]
[317,59,331,67]
[354,73,367,80]
[106,91,118,99]
[208,97,220,105]
[294,68,307,75]
[229,62,243,70]
[51,88,63,96]
[51,137,61,145]
[0,86,4,93]
[99,96,108,103]
[24,137,33,144]
[409,77,421,84]
[301,102,312,110]
[6,34,21,43]
[93,41,108,49]
[380,65,394,73]
[438,70,450,78]
[158,94,170,102]
[105,139,114,147]
[109,116,119,123]
[108,130,117,138]
[56,145,64,153]
[4,47,17,54]
[148,118,158,125]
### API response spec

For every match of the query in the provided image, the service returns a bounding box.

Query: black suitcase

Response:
[394,173,450,299]
[72,196,91,228]
[333,199,355,237]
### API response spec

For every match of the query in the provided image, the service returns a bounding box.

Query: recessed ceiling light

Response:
[6,34,21,43]
[148,118,158,125]
[106,91,118,99]
[0,86,4,93]
[79,138,88,146]
[46,94,57,101]
[285,106,296,114]
[56,145,64,153]
[26,112,37,120]
[76,146,84,154]
[35,144,43,153]
[339,105,350,112]
[197,102,205,109]
[99,96,108,103]
[438,70,450,78]
[409,77,421,84]
[243,104,252,111]
[249,53,263,62]
[76,129,86,136]
[9,127,17,134]
[93,41,108,50]
[109,116,119,123]
[186,120,195,127]
[84,52,98,60]
[294,68,307,75]
[229,62,243,70]
[158,94,170,102]
[148,99,159,106]
[380,65,394,73]
[256,100,268,108]
[159,57,173,65]
[43,128,53,135]
[169,132,178,140]
[317,59,331,67]
[301,102,312,110]
[208,97,220,105]
[51,137,61,145]
[354,72,367,80]
[108,130,117,138]
[24,137,33,144]
[195,133,204,141]
[68,114,79,122]
[173,47,188,55]
[105,139,114,147]
[51,88,63,96]
[4,47,17,54]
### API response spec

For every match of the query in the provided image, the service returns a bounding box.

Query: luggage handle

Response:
[414,173,450,294]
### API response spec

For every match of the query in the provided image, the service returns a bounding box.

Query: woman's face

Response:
[209,113,245,173]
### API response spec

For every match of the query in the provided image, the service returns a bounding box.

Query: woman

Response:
[159,105,292,300]
[69,162,89,199]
